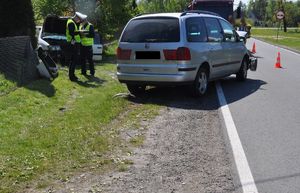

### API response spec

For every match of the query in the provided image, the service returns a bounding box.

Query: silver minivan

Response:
[117,11,257,96]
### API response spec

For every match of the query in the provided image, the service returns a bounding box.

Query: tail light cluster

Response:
[163,47,191,61]
[117,47,131,60]
[117,47,191,61]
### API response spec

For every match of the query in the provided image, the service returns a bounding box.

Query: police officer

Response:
[80,18,95,76]
[66,12,86,81]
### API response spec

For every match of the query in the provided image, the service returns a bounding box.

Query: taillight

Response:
[163,47,191,61]
[177,47,191,60]
[117,47,131,60]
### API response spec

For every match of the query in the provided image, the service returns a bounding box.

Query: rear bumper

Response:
[93,54,102,61]
[117,71,196,86]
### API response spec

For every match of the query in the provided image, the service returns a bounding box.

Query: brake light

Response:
[177,47,191,60]
[163,47,191,61]
[117,47,131,60]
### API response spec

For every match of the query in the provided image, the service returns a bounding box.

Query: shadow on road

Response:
[127,83,219,111]
[220,77,267,105]
[126,77,267,110]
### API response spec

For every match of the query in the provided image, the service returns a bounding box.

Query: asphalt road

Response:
[221,38,300,193]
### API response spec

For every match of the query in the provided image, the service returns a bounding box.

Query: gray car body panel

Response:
[117,13,248,85]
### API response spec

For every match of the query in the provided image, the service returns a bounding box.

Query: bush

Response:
[0,0,36,48]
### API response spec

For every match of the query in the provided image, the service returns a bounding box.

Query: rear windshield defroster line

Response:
[121,17,180,43]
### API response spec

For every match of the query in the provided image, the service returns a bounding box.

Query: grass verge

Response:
[0,42,160,193]
[252,28,300,52]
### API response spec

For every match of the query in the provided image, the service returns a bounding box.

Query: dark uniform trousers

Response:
[66,43,81,79]
[80,45,95,75]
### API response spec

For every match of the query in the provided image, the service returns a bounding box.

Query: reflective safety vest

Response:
[80,23,94,46]
[66,19,81,43]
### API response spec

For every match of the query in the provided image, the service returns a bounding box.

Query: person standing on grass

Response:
[80,18,95,76]
[65,12,86,81]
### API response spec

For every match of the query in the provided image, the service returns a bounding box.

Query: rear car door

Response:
[203,17,226,78]
[185,17,212,77]
[219,19,244,74]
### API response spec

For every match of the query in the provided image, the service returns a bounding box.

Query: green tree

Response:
[32,0,136,39]
[283,1,300,27]
[93,0,136,39]
[138,0,190,13]
[253,0,268,21]
[0,0,36,47]
[248,0,300,28]
[32,0,75,19]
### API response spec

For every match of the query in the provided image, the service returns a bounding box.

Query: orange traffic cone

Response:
[275,52,282,68]
[252,42,256,53]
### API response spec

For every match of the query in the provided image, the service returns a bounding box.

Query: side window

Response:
[203,18,223,42]
[219,19,237,42]
[186,17,207,42]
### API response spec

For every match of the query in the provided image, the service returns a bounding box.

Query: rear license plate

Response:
[136,51,160,59]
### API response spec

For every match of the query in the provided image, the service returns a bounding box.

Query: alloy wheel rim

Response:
[198,72,207,94]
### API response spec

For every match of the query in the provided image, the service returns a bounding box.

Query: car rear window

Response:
[121,17,180,43]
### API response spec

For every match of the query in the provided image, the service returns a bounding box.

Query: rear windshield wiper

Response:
[145,39,159,42]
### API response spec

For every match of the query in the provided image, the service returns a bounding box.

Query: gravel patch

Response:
[37,85,236,193]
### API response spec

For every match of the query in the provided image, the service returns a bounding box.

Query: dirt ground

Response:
[36,86,236,193]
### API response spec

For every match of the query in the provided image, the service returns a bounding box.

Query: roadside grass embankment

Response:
[252,28,300,52]
[0,42,160,193]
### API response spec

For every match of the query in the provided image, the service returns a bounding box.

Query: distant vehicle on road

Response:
[37,15,103,65]
[187,0,234,21]
[117,11,257,96]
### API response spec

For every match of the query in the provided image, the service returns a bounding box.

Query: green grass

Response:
[0,74,17,96]
[104,40,118,57]
[252,28,300,51]
[0,42,160,192]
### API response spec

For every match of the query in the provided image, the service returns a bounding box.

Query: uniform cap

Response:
[75,12,87,20]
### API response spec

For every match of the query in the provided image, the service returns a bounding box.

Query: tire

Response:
[127,84,146,97]
[236,59,248,81]
[192,67,209,97]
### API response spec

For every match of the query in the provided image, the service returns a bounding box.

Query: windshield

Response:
[121,17,180,43]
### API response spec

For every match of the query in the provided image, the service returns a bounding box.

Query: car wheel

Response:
[236,59,248,81]
[192,67,209,97]
[127,84,146,97]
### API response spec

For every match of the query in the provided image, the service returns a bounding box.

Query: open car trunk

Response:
[40,15,70,65]
[43,15,68,35]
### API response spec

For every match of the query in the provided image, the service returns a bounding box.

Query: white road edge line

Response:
[254,38,300,57]
[215,82,259,193]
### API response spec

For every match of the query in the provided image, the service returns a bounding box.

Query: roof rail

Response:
[180,10,220,17]
[135,13,153,17]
